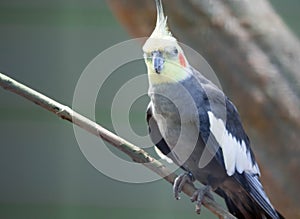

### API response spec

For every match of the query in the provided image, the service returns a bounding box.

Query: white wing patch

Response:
[207,111,260,176]
[154,146,173,163]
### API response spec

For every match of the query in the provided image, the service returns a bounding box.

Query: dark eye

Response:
[165,46,178,57]
[173,48,178,55]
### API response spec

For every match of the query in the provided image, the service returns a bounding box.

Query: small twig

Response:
[0,72,236,219]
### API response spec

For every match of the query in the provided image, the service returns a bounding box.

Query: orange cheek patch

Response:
[179,53,187,67]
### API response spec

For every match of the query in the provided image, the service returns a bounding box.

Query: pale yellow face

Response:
[143,37,190,85]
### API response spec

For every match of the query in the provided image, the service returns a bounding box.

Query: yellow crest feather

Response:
[152,0,172,38]
[143,0,177,53]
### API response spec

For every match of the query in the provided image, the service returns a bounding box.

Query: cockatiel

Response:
[144,0,284,218]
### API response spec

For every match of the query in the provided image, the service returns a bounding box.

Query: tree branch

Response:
[0,72,236,219]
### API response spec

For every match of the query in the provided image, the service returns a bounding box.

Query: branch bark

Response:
[107,1,300,217]
[0,72,236,219]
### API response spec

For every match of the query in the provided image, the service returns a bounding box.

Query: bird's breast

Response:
[149,89,200,166]
[148,82,200,122]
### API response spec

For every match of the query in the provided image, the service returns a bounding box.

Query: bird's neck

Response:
[147,65,192,86]
[148,74,194,114]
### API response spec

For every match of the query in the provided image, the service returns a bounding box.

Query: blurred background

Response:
[0,0,299,218]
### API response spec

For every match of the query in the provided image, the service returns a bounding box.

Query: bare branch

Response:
[0,72,236,219]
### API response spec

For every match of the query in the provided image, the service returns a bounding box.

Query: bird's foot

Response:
[190,185,214,214]
[173,172,194,200]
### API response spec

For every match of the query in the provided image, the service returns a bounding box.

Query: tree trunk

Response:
[107,0,300,217]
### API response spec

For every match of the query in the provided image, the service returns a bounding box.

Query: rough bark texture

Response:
[107,0,300,218]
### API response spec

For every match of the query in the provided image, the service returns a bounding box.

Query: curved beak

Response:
[152,51,164,74]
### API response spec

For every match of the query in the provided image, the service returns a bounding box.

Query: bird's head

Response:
[143,0,190,85]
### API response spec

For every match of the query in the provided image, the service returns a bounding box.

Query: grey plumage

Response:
[144,1,283,218]
[147,67,282,219]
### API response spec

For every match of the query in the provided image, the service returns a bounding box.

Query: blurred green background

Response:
[0,0,299,219]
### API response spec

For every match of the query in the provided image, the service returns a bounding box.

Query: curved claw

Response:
[190,185,214,214]
[173,172,194,200]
